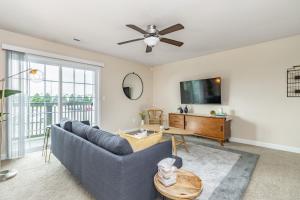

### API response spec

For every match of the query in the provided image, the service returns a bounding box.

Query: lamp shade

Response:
[29,68,43,82]
[144,36,159,47]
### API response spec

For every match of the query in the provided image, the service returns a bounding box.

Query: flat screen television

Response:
[180,77,221,104]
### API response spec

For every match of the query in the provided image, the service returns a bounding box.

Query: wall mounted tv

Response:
[180,77,221,104]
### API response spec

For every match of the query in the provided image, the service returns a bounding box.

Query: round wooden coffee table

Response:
[154,169,203,200]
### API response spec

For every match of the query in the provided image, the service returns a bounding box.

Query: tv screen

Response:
[180,77,221,104]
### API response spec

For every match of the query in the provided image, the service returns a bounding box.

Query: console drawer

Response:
[185,116,224,139]
[169,114,184,129]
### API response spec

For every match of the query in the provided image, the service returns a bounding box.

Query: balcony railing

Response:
[27,102,94,139]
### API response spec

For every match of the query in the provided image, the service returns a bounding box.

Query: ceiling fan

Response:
[117,24,184,53]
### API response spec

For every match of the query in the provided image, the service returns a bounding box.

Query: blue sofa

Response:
[51,121,182,200]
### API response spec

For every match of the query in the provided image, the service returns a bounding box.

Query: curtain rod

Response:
[1,44,104,68]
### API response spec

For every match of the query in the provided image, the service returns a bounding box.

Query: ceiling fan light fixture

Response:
[144,36,159,47]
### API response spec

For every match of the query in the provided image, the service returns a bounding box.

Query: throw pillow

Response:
[87,129,133,155]
[81,120,90,126]
[92,125,100,129]
[71,121,91,139]
[60,120,72,132]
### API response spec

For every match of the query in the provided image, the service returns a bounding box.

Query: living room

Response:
[0,1,299,200]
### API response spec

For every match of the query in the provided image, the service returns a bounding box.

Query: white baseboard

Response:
[230,137,300,154]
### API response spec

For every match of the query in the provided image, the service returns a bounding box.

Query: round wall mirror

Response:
[122,72,143,100]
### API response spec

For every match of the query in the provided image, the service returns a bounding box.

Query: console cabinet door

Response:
[185,116,224,139]
[169,114,184,129]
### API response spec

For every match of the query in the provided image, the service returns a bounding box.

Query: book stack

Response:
[157,158,177,187]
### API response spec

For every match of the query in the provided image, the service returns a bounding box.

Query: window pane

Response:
[30,81,44,96]
[75,69,85,83]
[62,67,73,82]
[75,84,84,98]
[85,70,95,84]
[46,81,59,98]
[62,83,74,102]
[85,85,94,97]
[46,65,59,81]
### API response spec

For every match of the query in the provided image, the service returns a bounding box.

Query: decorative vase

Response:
[141,119,145,126]
[184,105,188,113]
[178,107,183,113]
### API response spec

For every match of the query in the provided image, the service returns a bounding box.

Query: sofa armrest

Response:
[119,141,173,200]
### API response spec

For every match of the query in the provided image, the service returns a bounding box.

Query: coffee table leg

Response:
[181,135,189,153]
[171,135,177,156]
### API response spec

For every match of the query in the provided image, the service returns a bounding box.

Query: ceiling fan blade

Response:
[117,38,144,45]
[146,46,152,53]
[159,24,184,35]
[160,38,184,47]
[126,24,148,34]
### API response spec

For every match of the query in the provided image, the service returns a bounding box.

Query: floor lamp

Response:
[0,68,41,182]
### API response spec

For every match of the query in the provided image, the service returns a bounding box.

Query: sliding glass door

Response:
[7,52,100,154]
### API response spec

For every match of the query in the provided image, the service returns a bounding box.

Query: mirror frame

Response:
[122,72,144,100]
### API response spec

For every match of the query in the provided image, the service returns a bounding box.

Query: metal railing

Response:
[27,102,94,138]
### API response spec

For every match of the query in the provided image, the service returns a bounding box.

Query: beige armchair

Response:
[147,108,163,125]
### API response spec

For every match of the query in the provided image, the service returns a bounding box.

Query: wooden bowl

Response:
[154,169,203,200]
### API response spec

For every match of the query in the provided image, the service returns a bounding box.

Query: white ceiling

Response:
[0,0,300,66]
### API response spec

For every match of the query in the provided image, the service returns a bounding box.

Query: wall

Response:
[1,29,299,155]
[153,35,300,151]
[0,29,153,155]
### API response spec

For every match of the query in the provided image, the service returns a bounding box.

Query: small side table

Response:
[154,169,203,200]
[42,126,51,162]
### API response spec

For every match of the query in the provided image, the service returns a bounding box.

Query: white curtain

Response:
[5,51,28,159]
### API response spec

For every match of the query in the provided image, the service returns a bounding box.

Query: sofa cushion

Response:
[87,129,133,155]
[71,121,91,139]
[60,120,72,132]
[92,125,100,129]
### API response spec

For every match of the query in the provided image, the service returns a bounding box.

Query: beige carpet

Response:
[1,138,300,200]
[1,152,93,200]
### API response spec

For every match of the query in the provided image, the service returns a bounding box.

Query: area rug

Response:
[176,137,259,200]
